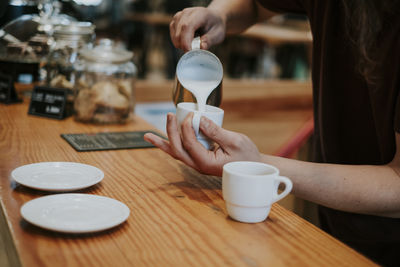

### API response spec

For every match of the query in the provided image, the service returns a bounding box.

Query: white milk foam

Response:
[177,53,222,112]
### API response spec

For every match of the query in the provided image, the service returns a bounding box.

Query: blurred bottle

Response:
[0,0,38,28]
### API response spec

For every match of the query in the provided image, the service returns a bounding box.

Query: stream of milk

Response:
[178,63,222,112]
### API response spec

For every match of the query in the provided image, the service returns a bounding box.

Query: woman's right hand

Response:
[169,7,227,51]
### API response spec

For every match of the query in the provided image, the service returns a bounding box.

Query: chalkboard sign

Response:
[61,131,166,152]
[28,86,68,119]
[0,73,20,104]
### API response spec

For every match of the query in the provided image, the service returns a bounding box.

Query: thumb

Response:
[199,116,236,149]
[199,16,226,50]
[200,30,225,50]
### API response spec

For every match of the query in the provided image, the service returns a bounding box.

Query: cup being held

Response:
[176,102,224,150]
[222,161,293,223]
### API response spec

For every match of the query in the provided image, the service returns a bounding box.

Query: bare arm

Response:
[208,0,276,34]
[262,134,400,218]
[144,115,400,218]
[169,0,276,51]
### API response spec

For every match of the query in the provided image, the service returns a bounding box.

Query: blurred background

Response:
[0,0,316,224]
[0,0,311,81]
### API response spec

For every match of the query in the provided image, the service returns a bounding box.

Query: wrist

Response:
[208,0,230,23]
[207,4,227,27]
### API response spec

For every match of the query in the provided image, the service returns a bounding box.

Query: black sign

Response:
[0,73,20,104]
[28,86,68,119]
[61,131,166,152]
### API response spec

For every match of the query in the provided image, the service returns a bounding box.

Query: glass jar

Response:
[0,3,76,99]
[0,14,54,99]
[42,21,94,115]
[74,40,137,124]
[45,21,95,90]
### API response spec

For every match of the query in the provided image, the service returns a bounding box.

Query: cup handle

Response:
[191,36,201,50]
[192,112,201,136]
[272,176,293,203]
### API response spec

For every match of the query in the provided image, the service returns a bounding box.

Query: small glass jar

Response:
[74,40,137,124]
[45,21,95,89]
[43,21,95,114]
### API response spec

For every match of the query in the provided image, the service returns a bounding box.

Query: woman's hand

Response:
[169,7,226,51]
[144,113,261,176]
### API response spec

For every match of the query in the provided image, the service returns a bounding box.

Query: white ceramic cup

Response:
[222,161,293,223]
[176,102,224,150]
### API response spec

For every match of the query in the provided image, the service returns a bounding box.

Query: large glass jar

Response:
[74,40,137,124]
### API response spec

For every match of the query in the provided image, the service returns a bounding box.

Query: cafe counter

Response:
[0,80,377,266]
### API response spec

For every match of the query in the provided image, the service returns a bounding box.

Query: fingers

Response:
[200,28,224,50]
[147,112,237,176]
[180,113,210,156]
[180,113,225,173]
[198,116,238,151]
[170,7,223,51]
[170,8,198,51]
[200,116,262,163]
[165,113,186,157]
[144,133,174,156]
[144,114,199,172]
[200,14,226,50]
[165,113,199,170]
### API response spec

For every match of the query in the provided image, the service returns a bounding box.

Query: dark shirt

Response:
[258,0,400,266]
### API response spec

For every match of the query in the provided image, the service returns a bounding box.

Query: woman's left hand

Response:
[144,112,261,176]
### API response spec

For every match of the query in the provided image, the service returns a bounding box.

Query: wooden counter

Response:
[0,81,377,267]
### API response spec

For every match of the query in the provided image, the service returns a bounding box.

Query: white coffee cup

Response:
[176,102,224,150]
[222,161,293,223]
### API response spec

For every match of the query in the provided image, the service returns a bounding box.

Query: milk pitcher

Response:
[172,37,223,107]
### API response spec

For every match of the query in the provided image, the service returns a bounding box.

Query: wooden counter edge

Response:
[0,199,22,267]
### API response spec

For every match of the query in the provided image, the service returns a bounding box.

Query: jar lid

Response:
[54,21,95,36]
[81,42,133,64]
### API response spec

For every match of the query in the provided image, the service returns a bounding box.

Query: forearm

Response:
[261,154,400,218]
[208,0,275,34]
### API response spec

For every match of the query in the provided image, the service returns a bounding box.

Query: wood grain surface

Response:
[0,82,377,266]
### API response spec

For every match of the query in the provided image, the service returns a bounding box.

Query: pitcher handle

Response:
[191,36,201,50]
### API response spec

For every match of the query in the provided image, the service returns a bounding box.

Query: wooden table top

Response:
[0,81,377,267]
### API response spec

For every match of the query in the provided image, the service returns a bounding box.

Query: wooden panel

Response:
[243,23,312,45]
[135,79,312,104]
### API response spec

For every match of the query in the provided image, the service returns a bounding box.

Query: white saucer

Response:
[21,194,130,233]
[12,162,104,192]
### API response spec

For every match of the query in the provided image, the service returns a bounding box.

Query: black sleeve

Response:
[394,85,400,133]
[257,0,307,14]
